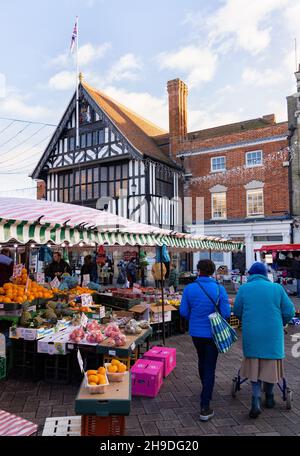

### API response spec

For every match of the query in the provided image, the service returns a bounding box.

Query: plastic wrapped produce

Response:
[125,319,143,334]
[86,331,104,344]
[86,320,101,332]
[88,282,102,291]
[69,327,85,343]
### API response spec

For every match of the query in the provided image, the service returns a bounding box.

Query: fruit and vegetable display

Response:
[105,323,127,347]
[69,327,85,343]
[124,318,151,335]
[86,366,108,386]
[18,300,73,328]
[0,269,54,304]
[106,359,127,374]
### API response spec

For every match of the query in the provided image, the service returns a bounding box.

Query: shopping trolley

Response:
[231,369,293,410]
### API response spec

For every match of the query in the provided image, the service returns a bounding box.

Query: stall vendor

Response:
[0,248,14,286]
[45,252,71,280]
[80,255,98,284]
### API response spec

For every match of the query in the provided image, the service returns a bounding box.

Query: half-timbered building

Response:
[32,76,183,230]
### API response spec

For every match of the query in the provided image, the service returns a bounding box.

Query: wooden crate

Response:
[81,415,125,436]
[229,314,240,329]
[42,416,81,436]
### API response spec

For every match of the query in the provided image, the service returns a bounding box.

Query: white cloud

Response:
[78,42,111,66]
[0,91,52,120]
[0,73,6,98]
[106,53,142,83]
[48,71,75,91]
[267,100,287,122]
[242,67,284,86]
[189,109,242,131]
[284,2,300,40]
[158,46,218,88]
[185,0,288,55]
[48,42,110,68]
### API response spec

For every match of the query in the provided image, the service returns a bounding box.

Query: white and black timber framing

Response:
[31,83,183,230]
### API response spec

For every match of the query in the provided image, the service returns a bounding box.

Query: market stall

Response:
[254,244,300,294]
[0,197,242,383]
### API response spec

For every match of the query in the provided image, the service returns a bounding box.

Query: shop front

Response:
[191,219,292,272]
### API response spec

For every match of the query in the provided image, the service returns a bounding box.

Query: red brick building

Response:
[167,79,292,270]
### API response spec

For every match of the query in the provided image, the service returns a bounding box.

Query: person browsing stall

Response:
[0,248,14,287]
[180,259,231,422]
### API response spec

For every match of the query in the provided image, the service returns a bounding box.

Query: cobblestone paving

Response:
[0,327,299,436]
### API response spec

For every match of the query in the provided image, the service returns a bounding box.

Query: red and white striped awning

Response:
[0,197,170,234]
[0,410,37,436]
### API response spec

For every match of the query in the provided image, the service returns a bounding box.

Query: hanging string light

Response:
[189,146,291,186]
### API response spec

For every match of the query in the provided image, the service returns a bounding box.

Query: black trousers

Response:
[192,337,218,408]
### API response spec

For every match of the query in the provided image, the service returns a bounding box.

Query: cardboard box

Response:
[9,326,55,340]
[150,304,176,324]
[131,359,164,398]
[143,346,176,377]
[37,328,72,355]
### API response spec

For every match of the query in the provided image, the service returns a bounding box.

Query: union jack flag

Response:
[70,18,78,53]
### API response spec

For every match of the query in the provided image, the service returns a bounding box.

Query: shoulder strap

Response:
[196,281,220,312]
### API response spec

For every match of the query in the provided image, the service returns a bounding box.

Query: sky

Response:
[0,0,299,198]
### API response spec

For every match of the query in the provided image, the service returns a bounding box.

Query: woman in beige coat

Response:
[151,262,167,288]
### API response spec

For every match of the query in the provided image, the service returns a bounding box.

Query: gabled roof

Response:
[32,81,179,179]
[81,81,177,167]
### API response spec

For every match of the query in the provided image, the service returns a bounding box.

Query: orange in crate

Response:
[81,415,125,436]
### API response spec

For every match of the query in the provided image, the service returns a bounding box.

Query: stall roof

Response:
[254,244,300,252]
[0,197,242,251]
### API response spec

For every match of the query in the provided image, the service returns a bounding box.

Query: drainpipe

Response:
[288,126,296,244]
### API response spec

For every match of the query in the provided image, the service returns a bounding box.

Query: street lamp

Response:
[127,182,137,219]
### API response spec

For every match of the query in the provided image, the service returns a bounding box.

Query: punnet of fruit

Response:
[85,366,109,394]
[105,359,127,382]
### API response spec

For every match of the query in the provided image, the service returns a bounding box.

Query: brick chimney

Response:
[262,114,276,124]
[36,180,46,200]
[167,79,188,141]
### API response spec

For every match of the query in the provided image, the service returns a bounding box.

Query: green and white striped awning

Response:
[0,198,243,252]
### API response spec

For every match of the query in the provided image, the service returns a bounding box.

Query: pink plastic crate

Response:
[131,359,164,398]
[143,346,176,377]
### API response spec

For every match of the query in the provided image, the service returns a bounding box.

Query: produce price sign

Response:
[99,306,105,319]
[77,349,84,373]
[81,294,93,307]
[82,274,90,287]
[50,277,60,289]
[36,272,45,285]
[169,286,175,294]
[13,264,23,278]
[80,313,89,328]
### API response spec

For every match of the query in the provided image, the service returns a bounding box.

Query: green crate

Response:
[75,373,131,417]
[0,356,6,380]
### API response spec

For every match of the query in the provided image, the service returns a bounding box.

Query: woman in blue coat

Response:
[234,262,295,418]
[180,259,231,421]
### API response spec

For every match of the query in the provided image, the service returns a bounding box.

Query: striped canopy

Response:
[0,198,242,252]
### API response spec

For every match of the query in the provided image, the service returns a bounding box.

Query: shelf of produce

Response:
[75,371,131,416]
[95,327,152,358]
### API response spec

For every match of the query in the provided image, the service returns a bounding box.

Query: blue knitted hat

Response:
[248,262,268,276]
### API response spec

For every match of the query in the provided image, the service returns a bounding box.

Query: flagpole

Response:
[75,15,79,149]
